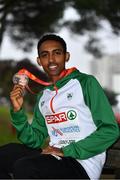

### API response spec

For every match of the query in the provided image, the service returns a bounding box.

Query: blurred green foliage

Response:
[0,106,34,146]
[0,106,18,145]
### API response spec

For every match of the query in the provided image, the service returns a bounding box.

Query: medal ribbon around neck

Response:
[14,67,76,94]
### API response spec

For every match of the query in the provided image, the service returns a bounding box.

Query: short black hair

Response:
[37,34,67,56]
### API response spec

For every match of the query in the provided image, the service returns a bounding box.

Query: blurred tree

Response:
[0,0,120,56]
[62,0,120,57]
[0,0,65,51]
[68,0,120,34]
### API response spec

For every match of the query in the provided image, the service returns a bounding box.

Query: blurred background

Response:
[0,0,120,150]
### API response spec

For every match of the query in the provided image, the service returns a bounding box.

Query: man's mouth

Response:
[48,64,58,70]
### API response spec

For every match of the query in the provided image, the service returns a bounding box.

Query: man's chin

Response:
[48,71,59,76]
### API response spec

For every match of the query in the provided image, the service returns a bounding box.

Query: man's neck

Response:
[50,67,76,84]
[51,76,61,84]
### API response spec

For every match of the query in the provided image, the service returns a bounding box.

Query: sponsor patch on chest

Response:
[45,112,67,124]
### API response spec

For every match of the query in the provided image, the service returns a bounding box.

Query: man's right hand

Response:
[10,85,25,112]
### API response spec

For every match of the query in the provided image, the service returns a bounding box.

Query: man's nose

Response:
[49,53,54,62]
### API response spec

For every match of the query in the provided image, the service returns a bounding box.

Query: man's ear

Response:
[37,57,41,66]
[65,52,70,62]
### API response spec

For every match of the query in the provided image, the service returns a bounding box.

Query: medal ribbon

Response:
[18,69,51,86]
[17,67,76,94]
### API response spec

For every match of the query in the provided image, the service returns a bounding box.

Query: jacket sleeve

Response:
[10,95,48,149]
[62,76,120,159]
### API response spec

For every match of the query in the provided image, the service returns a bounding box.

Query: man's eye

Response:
[54,50,62,55]
[40,53,48,58]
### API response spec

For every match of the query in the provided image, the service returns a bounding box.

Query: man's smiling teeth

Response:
[49,65,57,69]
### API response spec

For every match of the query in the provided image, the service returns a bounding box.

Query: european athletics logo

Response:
[51,125,80,136]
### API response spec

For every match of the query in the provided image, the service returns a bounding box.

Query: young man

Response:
[0,34,119,179]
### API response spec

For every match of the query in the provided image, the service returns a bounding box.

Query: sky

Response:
[0,7,120,74]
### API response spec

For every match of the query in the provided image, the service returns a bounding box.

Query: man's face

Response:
[37,40,69,82]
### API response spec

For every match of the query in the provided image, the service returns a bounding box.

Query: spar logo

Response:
[45,112,67,124]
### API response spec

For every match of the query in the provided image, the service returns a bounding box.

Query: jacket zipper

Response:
[50,85,58,113]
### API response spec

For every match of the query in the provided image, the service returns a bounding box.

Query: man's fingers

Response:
[10,85,25,97]
[13,84,24,90]
[10,90,24,97]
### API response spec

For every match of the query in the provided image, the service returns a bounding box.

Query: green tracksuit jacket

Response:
[10,68,119,179]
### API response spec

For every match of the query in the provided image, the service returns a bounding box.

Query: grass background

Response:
[0,106,19,145]
[0,106,49,147]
